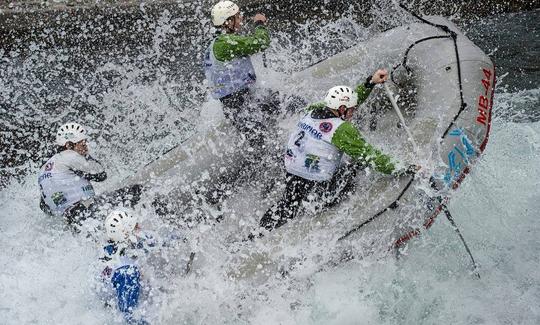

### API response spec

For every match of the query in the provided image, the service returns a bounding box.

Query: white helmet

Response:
[324,86,358,110]
[105,210,138,242]
[211,1,239,26]
[55,122,88,146]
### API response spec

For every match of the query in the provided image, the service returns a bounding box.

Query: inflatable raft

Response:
[118,15,495,280]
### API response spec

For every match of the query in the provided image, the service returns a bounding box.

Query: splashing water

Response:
[1,4,539,324]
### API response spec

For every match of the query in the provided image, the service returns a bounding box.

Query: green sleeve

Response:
[331,121,396,174]
[213,26,271,62]
[355,83,373,104]
[305,102,326,112]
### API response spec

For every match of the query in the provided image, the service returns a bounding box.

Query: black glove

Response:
[364,76,375,89]
[73,169,107,182]
[406,164,419,175]
[395,164,419,177]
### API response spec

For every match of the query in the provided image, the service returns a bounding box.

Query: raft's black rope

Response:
[441,31,467,139]
[344,5,481,278]
[390,35,451,83]
[185,252,196,275]
[396,3,467,140]
[339,4,470,242]
[338,174,415,241]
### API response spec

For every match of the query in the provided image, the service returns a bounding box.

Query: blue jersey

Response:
[99,234,155,322]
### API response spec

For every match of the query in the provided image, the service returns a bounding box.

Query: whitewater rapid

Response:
[1,6,539,325]
[1,88,539,324]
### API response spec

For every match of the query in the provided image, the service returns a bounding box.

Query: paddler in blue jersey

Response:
[99,210,189,324]
[99,210,151,325]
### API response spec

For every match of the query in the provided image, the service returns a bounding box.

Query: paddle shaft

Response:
[185,252,196,275]
[383,83,419,154]
[442,205,481,279]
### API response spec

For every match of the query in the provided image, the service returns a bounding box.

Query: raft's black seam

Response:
[340,5,469,241]
[338,175,415,241]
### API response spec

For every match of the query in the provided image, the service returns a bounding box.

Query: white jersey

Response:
[100,242,137,280]
[38,150,105,216]
[100,233,156,279]
[285,112,346,181]
[203,39,257,99]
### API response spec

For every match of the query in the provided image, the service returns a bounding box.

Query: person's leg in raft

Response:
[63,200,97,231]
[257,89,281,119]
[221,89,270,185]
[220,88,250,129]
[282,92,308,115]
[259,173,316,232]
[321,163,360,209]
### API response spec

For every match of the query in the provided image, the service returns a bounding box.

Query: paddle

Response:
[442,205,481,279]
[384,80,480,278]
[185,252,196,275]
[383,81,419,154]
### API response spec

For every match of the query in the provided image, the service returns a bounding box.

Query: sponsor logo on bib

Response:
[82,184,94,193]
[319,122,333,133]
[45,162,54,171]
[52,192,67,206]
[304,154,320,171]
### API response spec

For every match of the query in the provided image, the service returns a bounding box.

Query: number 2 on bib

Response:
[294,131,305,147]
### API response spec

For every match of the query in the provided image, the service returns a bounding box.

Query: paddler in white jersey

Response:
[38,122,141,227]
[256,69,420,234]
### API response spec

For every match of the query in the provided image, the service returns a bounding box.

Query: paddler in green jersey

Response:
[257,69,420,233]
[204,0,276,147]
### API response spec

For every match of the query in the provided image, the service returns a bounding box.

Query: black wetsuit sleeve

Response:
[39,196,53,216]
[74,169,108,182]
[70,155,108,182]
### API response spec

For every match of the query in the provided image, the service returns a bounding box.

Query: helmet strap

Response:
[337,105,348,119]
[65,142,75,150]
[339,106,356,120]
[224,16,236,33]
